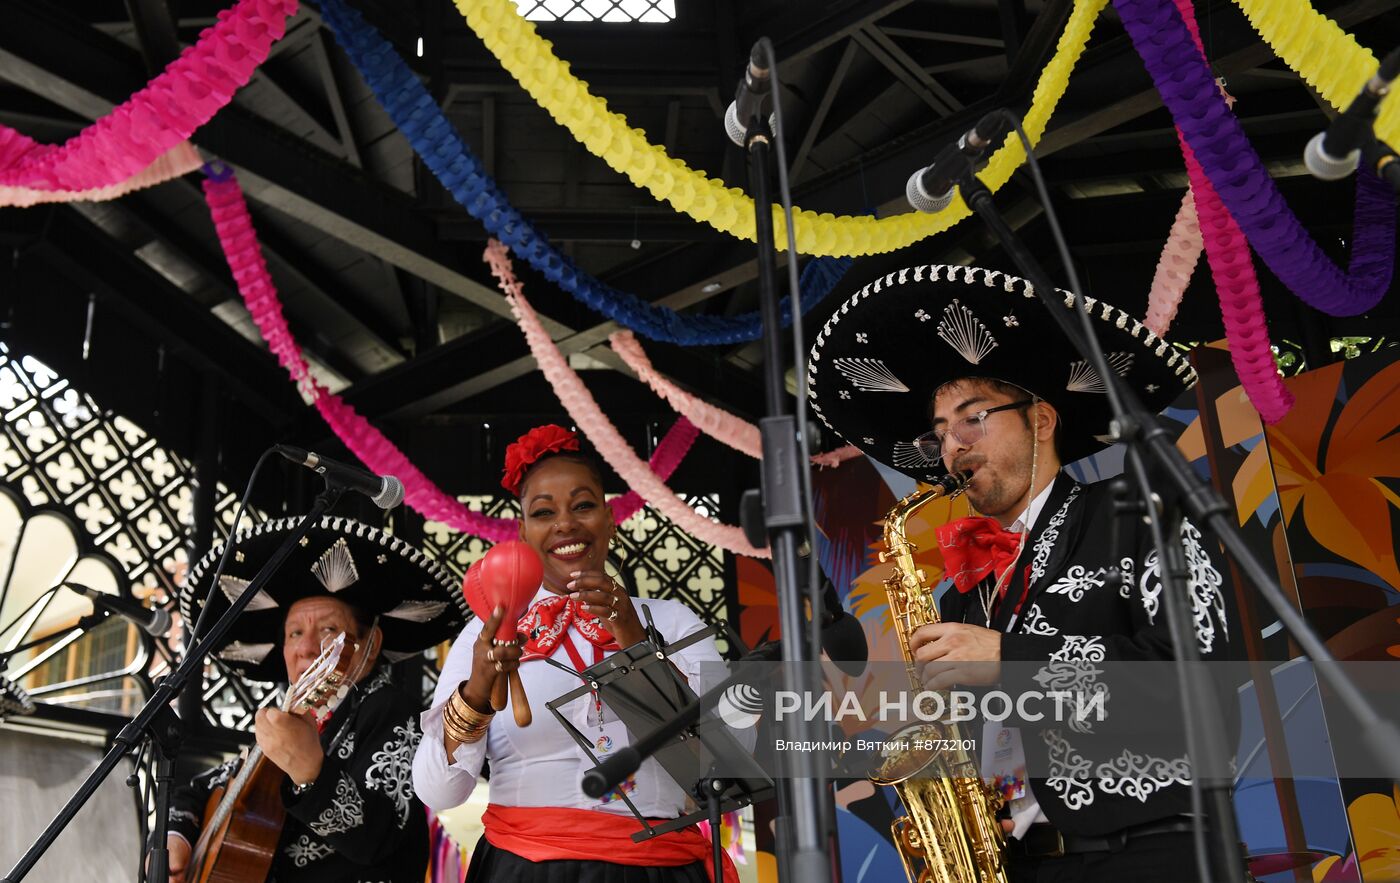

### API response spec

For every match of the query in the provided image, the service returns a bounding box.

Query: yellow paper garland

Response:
[1230,0,1400,146]
[456,0,1109,257]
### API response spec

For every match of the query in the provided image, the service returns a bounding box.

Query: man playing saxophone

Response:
[808,251,1241,883]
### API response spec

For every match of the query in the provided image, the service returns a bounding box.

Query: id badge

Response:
[581,719,637,806]
[980,721,1027,801]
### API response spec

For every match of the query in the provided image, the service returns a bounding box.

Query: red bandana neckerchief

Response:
[936,516,1025,596]
[516,593,621,664]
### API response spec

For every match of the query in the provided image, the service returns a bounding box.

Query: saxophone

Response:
[871,473,1008,883]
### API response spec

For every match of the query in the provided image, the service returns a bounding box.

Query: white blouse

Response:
[412,587,753,817]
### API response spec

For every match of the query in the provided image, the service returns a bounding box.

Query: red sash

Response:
[482,804,739,883]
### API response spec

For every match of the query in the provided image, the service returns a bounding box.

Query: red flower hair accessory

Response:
[501,424,581,495]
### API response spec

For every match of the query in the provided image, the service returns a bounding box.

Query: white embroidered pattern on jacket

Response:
[1042,728,1095,810]
[309,773,366,837]
[1028,484,1081,588]
[1041,565,1102,604]
[1113,556,1137,603]
[1139,521,1226,652]
[286,834,334,867]
[1095,750,1192,802]
[1020,603,1058,635]
[361,667,393,695]
[204,759,237,791]
[336,730,357,760]
[1043,730,1193,810]
[364,720,421,827]
[169,808,199,827]
[1032,636,1108,733]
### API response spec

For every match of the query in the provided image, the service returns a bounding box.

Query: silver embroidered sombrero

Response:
[806,253,1196,484]
[180,516,467,683]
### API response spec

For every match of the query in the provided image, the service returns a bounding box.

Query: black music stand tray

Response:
[544,624,773,842]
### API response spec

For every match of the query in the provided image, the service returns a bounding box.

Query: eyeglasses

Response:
[913,400,1034,461]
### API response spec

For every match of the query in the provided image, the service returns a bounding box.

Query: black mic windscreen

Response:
[821,611,869,678]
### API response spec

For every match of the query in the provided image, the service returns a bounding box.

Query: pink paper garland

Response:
[810,445,862,469]
[1170,0,1294,423]
[201,171,695,540]
[486,241,770,559]
[609,329,763,460]
[1144,88,1240,338]
[0,0,295,192]
[0,142,202,207]
[1144,187,1202,337]
[609,328,868,469]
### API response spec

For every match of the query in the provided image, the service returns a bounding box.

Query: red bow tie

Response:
[516,594,620,663]
[936,516,1024,595]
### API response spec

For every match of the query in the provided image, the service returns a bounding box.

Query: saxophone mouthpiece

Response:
[930,470,972,499]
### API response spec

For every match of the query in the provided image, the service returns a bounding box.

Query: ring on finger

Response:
[608,609,619,622]
[487,648,495,662]
[494,661,504,673]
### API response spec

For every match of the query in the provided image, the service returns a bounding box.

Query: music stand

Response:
[545,624,772,850]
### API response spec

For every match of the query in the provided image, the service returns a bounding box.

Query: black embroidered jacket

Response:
[167,667,429,882]
[939,472,1242,836]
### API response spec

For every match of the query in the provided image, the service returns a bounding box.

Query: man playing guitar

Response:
[160,517,468,883]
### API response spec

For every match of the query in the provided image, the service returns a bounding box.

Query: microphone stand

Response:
[946,117,1400,881]
[1,482,348,883]
[730,38,836,883]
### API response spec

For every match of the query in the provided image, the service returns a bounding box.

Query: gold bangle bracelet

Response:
[443,687,493,743]
[453,683,495,724]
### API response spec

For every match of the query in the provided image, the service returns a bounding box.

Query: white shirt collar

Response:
[1010,478,1057,535]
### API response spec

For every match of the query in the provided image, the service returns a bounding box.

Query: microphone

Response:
[64,583,171,637]
[1361,137,1400,190]
[273,445,405,509]
[724,43,771,147]
[746,578,869,676]
[1304,46,1400,180]
[817,578,867,677]
[582,746,642,798]
[906,110,1010,213]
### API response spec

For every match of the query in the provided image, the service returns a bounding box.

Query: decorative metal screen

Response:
[422,493,733,653]
[0,342,255,597]
[511,0,675,23]
[0,342,275,729]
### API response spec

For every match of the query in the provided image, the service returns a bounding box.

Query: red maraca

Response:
[462,541,543,726]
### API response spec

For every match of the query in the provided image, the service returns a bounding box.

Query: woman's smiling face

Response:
[518,457,614,593]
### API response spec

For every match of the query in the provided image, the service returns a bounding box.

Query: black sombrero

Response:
[181,516,468,683]
[807,249,1196,484]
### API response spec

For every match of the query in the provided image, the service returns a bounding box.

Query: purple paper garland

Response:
[1114,0,1395,317]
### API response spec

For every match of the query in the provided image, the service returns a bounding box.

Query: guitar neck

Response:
[205,687,299,831]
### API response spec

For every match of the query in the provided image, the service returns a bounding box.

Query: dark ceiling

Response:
[0,0,1397,501]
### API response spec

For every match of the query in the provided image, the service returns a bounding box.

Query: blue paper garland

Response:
[319,0,850,346]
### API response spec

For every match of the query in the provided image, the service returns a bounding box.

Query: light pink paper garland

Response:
[0,142,202,207]
[486,241,770,559]
[609,329,763,460]
[810,446,862,468]
[0,0,295,192]
[201,172,695,540]
[1144,189,1202,336]
[609,328,869,469]
[1170,0,1294,423]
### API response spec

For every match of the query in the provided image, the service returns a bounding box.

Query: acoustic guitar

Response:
[187,633,356,883]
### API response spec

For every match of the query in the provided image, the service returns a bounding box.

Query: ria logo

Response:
[716,683,764,730]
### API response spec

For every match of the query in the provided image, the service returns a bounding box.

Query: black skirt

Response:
[464,835,714,883]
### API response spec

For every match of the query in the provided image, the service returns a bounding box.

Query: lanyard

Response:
[558,632,607,729]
